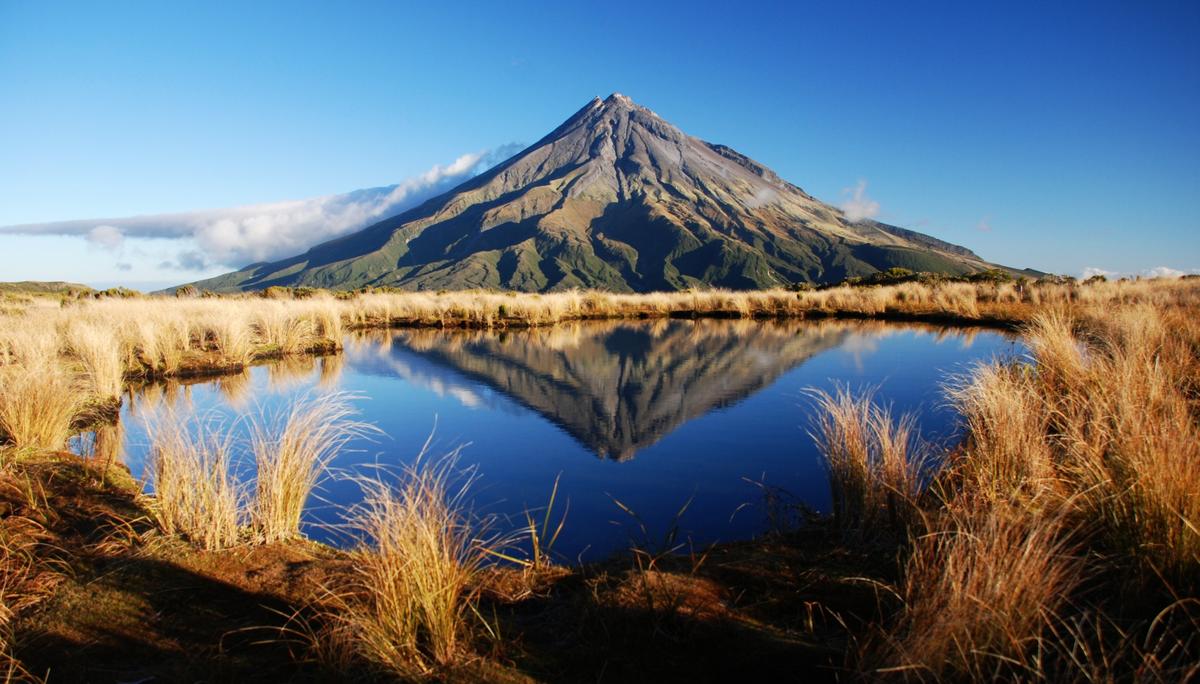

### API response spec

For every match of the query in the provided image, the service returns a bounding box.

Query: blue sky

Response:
[1,1,1197,288]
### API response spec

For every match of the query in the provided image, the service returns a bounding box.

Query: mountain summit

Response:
[192,94,1007,292]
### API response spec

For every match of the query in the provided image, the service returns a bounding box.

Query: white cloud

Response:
[1081,266,1191,280]
[1082,267,1115,279]
[1,145,523,269]
[1141,266,1186,279]
[840,180,879,223]
[744,186,777,209]
[87,224,124,250]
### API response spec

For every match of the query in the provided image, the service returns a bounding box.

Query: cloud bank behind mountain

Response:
[0,144,524,271]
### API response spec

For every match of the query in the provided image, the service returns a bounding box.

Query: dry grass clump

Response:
[1032,309,1200,585]
[1,295,358,458]
[0,360,85,453]
[251,392,372,543]
[0,527,36,639]
[808,386,927,539]
[323,452,490,676]
[945,362,1059,506]
[129,311,191,375]
[140,393,376,551]
[205,312,256,366]
[0,465,69,682]
[253,303,317,355]
[871,500,1082,680]
[940,304,1199,584]
[1042,601,1200,683]
[65,321,125,400]
[144,409,242,551]
[841,297,1200,680]
[6,296,344,384]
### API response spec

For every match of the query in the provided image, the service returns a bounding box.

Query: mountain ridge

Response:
[189,93,1017,293]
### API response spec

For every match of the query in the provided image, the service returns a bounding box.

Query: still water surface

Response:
[79,319,1021,562]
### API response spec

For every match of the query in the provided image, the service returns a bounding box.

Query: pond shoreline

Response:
[2,279,1198,681]
[135,307,1020,385]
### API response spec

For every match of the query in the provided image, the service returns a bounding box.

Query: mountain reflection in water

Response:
[346,319,983,461]
[82,318,1017,560]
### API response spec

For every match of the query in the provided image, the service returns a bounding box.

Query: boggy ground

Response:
[3,453,886,683]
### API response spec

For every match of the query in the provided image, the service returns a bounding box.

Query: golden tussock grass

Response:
[65,321,125,400]
[144,409,242,551]
[250,392,372,543]
[322,450,491,676]
[838,291,1200,680]
[871,500,1082,680]
[0,277,1195,452]
[0,277,1196,677]
[0,523,43,683]
[808,386,928,539]
[0,526,36,639]
[1028,308,1200,584]
[0,360,85,453]
[944,363,1059,506]
[1042,600,1200,682]
[0,464,64,683]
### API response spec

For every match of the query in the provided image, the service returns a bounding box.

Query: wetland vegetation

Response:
[0,276,1196,681]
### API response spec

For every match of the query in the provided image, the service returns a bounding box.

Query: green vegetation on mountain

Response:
[0,281,94,297]
[190,94,1027,294]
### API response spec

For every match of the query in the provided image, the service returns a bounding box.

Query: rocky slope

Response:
[192,94,1008,292]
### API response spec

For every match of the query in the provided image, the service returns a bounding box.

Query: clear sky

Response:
[1,1,1197,288]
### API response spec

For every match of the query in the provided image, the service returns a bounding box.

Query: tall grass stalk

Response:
[808,386,927,539]
[66,321,125,399]
[485,472,569,571]
[872,500,1082,680]
[250,392,372,543]
[325,450,490,675]
[946,362,1058,506]
[145,409,242,550]
[0,360,84,452]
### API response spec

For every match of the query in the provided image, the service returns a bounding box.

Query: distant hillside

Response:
[0,281,94,296]
[190,94,1025,293]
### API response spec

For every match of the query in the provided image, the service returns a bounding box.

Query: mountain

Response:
[190,93,1010,293]
[349,319,855,460]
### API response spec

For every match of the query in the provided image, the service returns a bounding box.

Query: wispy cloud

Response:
[1082,266,1116,279]
[1,144,524,270]
[87,225,125,250]
[1082,265,1192,279]
[744,186,777,209]
[1141,266,1187,279]
[840,180,879,223]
